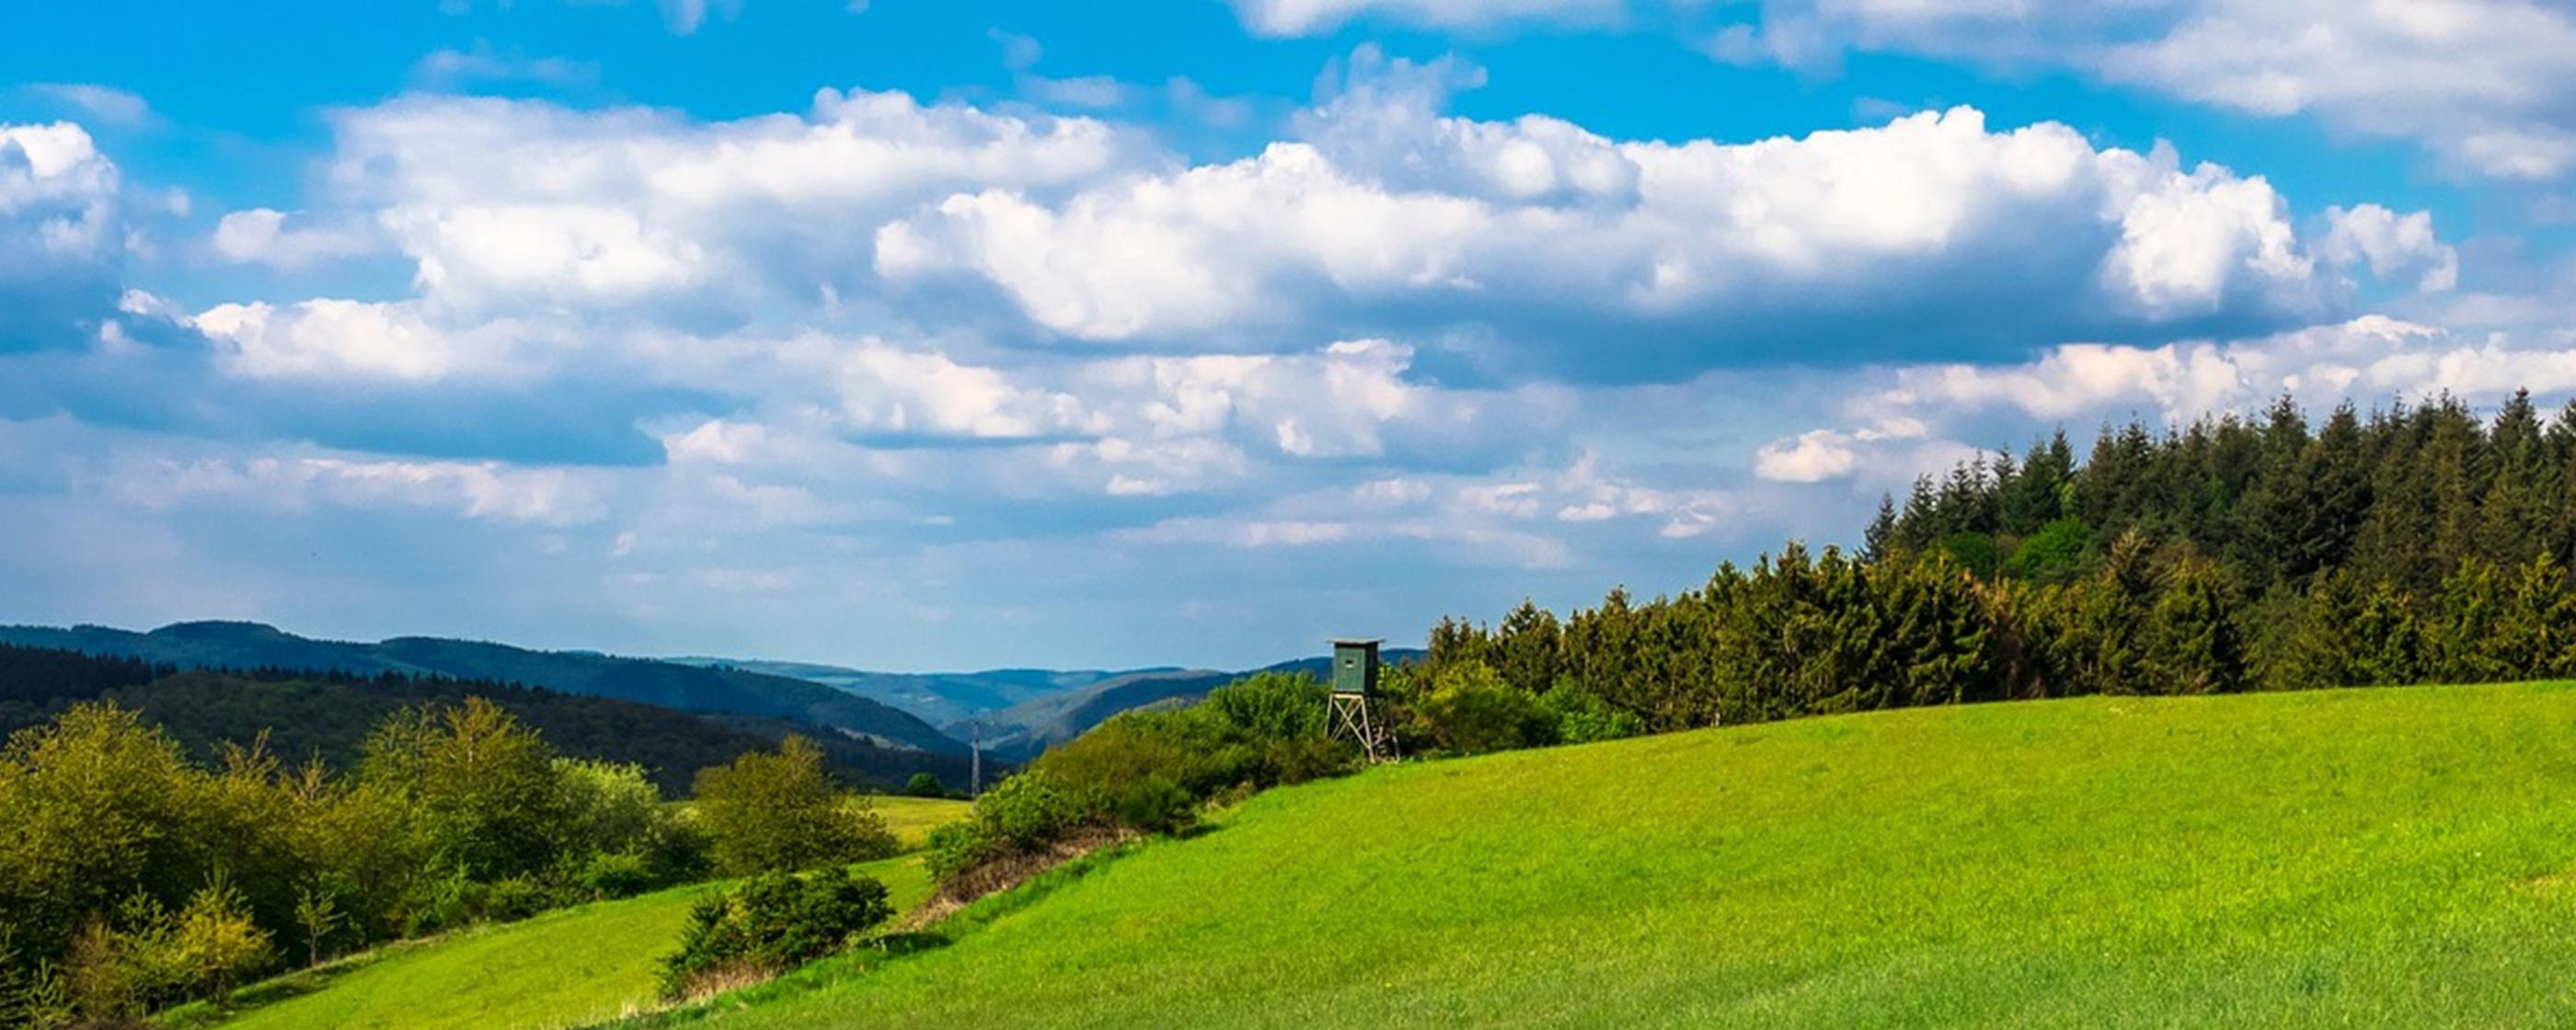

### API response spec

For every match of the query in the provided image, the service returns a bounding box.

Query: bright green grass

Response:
[864,795,971,848]
[169,855,933,1030]
[667,683,2576,1028]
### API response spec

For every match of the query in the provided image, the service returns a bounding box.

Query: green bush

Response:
[922,821,987,885]
[923,772,1088,885]
[577,851,655,900]
[902,772,946,797]
[1024,670,1355,846]
[695,737,900,876]
[57,879,274,1020]
[1540,681,1644,745]
[659,869,891,999]
[1112,775,1194,834]
[1409,661,1555,755]
[480,876,551,923]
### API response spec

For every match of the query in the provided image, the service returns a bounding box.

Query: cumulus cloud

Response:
[0,122,125,350]
[316,89,1144,318]
[2320,203,2459,292]
[1678,0,2576,183]
[1753,418,1926,484]
[191,299,548,382]
[880,97,2358,378]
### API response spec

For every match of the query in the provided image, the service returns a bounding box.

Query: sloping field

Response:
[170,854,937,1030]
[674,683,2576,1028]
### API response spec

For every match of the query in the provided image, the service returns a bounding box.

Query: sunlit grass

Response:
[167,854,935,1030]
[662,682,2576,1028]
[863,795,972,849]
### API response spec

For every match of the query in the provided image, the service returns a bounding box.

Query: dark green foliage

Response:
[903,772,947,797]
[695,737,900,876]
[2006,518,2091,583]
[361,698,567,883]
[0,681,725,1024]
[659,869,891,999]
[1402,661,1556,755]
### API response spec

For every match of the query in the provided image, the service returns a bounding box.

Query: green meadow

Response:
[649,682,2576,1028]
[166,847,947,1030]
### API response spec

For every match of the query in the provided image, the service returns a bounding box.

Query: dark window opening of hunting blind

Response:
[1332,639,1381,696]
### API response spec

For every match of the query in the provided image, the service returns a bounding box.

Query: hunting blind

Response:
[1328,638,1397,763]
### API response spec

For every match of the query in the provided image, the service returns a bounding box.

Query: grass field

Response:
[866,795,972,848]
[167,853,938,1030]
[649,682,2576,1028]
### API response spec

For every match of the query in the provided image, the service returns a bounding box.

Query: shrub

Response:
[1540,681,1644,745]
[59,880,275,1020]
[923,772,1087,885]
[578,851,655,901]
[922,821,987,885]
[1409,661,1556,755]
[659,869,891,999]
[1112,775,1193,835]
[902,772,946,797]
[694,738,900,876]
[480,876,552,923]
[553,759,663,858]
[976,771,1083,852]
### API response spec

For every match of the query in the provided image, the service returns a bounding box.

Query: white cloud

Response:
[22,84,153,128]
[0,121,125,349]
[1233,0,1624,36]
[2320,203,2459,292]
[411,42,600,88]
[1688,0,2576,182]
[1753,418,1926,483]
[316,90,1144,316]
[880,102,2350,370]
[209,208,380,269]
[118,454,610,526]
[192,299,546,381]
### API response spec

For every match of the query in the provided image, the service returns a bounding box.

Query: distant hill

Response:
[0,622,966,756]
[663,658,1158,727]
[963,649,1425,761]
[0,644,978,794]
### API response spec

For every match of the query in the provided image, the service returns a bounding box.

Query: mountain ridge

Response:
[0,621,966,756]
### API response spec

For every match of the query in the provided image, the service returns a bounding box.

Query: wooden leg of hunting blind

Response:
[1329,692,1393,764]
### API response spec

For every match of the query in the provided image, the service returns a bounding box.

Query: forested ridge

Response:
[1419,391,2576,733]
[0,646,976,795]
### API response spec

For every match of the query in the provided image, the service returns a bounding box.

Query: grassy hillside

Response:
[668,682,2576,1028]
[168,851,947,1030]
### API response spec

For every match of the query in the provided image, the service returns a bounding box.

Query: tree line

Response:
[0,665,908,1026]
[1409,391,2576,746]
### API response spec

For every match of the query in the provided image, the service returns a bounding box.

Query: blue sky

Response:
[3,0,2572,670]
